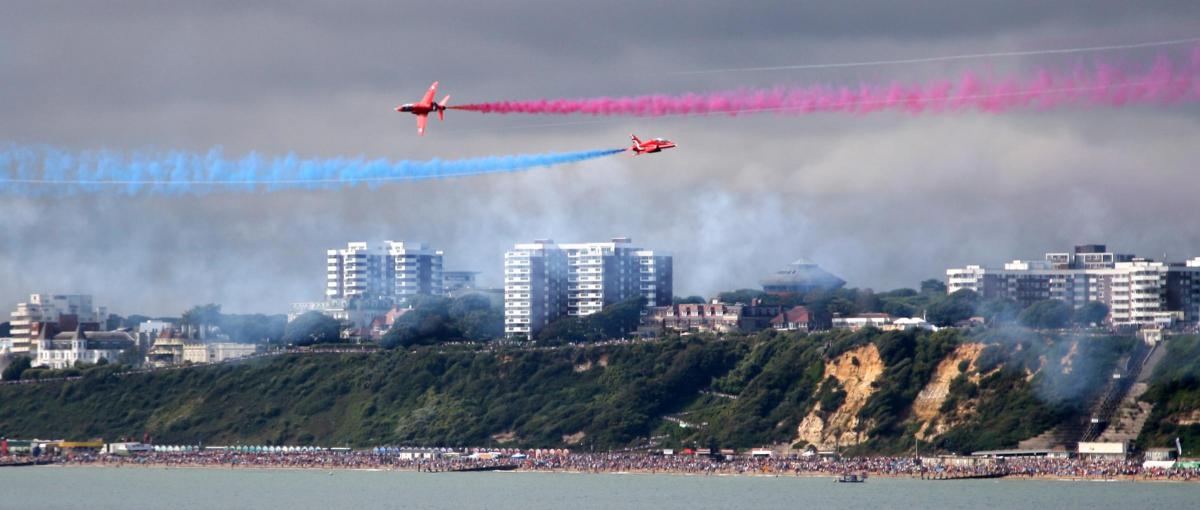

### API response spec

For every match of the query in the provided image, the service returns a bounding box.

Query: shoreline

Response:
[39,462,1200,483]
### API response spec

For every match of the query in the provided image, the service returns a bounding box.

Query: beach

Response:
[10,450,1197,483]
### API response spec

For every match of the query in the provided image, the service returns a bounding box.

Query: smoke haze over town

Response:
[2,1,1199,315]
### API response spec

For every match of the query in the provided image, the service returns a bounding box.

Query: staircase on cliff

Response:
[1092,341,1168,444]
[1019,339,1160,451]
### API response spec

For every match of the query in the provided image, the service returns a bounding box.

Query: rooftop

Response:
[760,259,846,292]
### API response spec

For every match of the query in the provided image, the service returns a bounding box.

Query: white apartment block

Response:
[503,240,568,339]
[946,245,1200,328]
[504,237,672,339]
[325,241,444,304]
[8,294,108,355]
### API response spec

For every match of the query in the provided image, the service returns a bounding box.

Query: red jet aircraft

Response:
[395,81,450,136]
[629,134,677,155]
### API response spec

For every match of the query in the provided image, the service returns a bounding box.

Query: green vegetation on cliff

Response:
[0,338,741,448]
[654,328,1128,454]
[0,329,1146,454]
[1139,335,1200,456]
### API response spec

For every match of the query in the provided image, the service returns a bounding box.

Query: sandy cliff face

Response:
[1060,340,1079,374]
[1169,409,1200,426]
[574,354,609,372]
[795,344,884,448]
[912,343,986,439]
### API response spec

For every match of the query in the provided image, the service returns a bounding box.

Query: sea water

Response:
[1,467,1196,509]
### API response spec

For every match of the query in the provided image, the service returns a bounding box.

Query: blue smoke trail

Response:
[0,144,628,195]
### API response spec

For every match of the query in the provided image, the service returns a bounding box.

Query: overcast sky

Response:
[2,1,1198,315]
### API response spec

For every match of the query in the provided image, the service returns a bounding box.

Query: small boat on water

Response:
[835,472,867,483]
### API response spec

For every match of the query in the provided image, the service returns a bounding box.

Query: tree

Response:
[825,296,857,317]
[853,290,882,316]
[393,297,449,345]
[181,304,222,327]
[920,279,948,295]
[283,312,342,346]
[977,297,1021,325]
[448,294,491,318]
[380,294,505,348]
[459,309,503,341]
[926,289,979,326]
[673,295,706,305]
[381,297,458,349]
[716,289,768,304]
[3,356,32,381]
[218,313,288,344]
[537,297,646,344]
[877,288,923,319]
[1072,301,1109,327]
[881,301,917,318]
[1018,300,1072,329]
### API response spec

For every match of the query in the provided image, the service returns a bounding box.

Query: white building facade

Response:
[325,241,444,303]
[946,245,1200,328]
[34,328,134,369]
[183,342,259,364]
[504,238,672,339]
[8,294,108,355]
[503,240,568,339]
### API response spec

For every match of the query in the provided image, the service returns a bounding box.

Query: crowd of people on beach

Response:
[517,453,1196,480]
[53,451,515,472]
[27,449,1198,481]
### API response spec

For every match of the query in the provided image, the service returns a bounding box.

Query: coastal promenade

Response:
[11,451,1198,482]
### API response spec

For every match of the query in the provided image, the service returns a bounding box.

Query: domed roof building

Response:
[760,258,846,295]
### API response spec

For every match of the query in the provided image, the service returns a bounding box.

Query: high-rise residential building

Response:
[946,244,1200,328]
[503,240,568,339]
[326,242,386,300]
[325,241,444,304]
[504,237,672,339]
[8,294,108,355]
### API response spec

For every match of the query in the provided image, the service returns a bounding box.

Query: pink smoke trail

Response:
[453,47,1200,117]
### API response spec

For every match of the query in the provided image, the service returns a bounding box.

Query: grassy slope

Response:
[0,339,743,448]
[0,330,1136,453]
[1138,335,1200,455]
